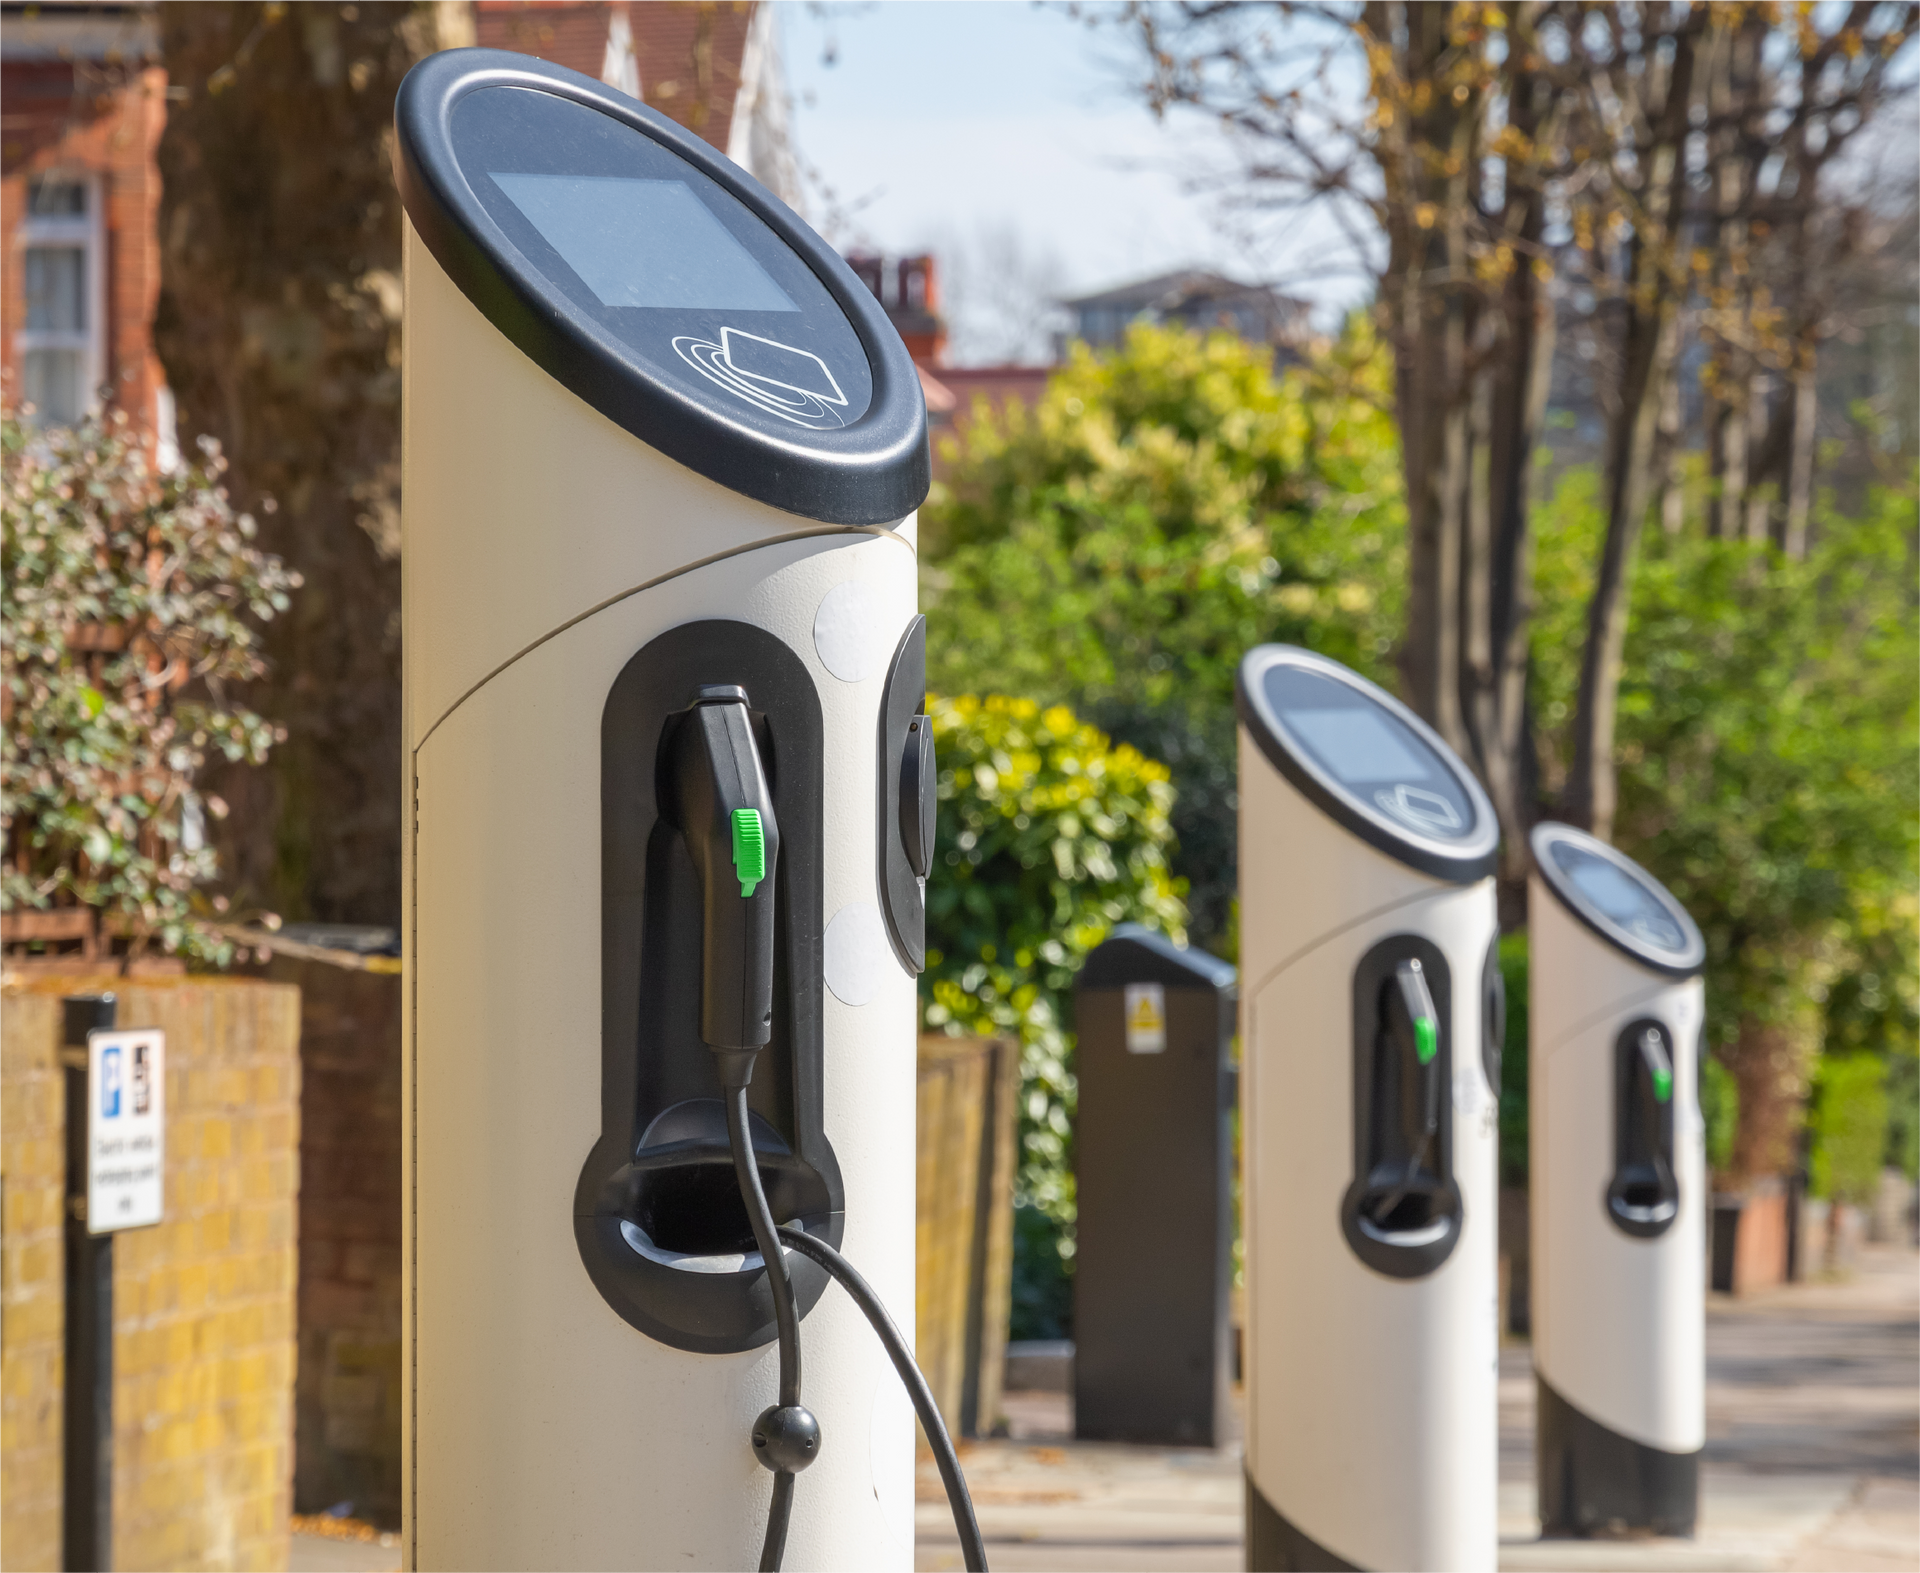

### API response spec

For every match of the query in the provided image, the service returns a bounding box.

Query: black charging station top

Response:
[1077,923,1237,993]
[1530,822,1704,978]
[1235,645,1498,883]
[394,49,928,527]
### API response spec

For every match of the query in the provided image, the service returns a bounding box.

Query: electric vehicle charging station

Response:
[396,50,979,1572]
[1236,645,1502,1573]
[1529,822,1706,1539]
[1073,925,1237,1447]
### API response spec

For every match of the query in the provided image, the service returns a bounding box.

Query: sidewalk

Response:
[912,1243,1920,1572]
[286,1245,1914,1570]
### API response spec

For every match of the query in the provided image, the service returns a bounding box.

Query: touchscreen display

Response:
[1287,708,1431,784]
[1551,842,1688,953]
[453,87,875,432]
[1262,664,1478,841]
[489,174,798,312]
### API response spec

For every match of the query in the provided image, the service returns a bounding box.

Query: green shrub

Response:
[1808,1054,1890,1204]
[1702,1054,1740,1180]
[924,319,1403,946]
[1497,933,1530,1187]
[2,411,298,960]
[1535,474,1919,1046]
[1008,1201,1074,1342]
[1886,1054,1920,1181]
[920,694,1187,1336]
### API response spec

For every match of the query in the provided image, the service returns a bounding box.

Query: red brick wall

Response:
[475,1,613,78]
[475,0,754,149]
[0,59,169,441]
[246,958,405,1525]
[1732,1185,1790,1295]
[631,0,753,148]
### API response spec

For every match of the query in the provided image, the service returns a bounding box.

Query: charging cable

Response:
[726,1084,812,1569]
[678,688,986,1570]
[724,1086,988,1572]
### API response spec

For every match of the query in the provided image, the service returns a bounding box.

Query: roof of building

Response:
[0,2,158,63]
[917,365,1053,438]
[1062,268,1306,316]
[916,364,958,415]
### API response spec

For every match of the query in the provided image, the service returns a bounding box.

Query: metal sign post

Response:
[61,993,167,1573]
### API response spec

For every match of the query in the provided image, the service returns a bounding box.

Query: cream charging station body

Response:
[397,51,936,1570]
[1237,646,1502,1573]
[1529,822,1706,1537]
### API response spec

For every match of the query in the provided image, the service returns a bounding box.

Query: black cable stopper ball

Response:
[751,1404,821,1474]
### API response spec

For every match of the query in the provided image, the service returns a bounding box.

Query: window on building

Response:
[16,175,103,428]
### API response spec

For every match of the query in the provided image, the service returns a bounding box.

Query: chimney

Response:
[890,254,944,366]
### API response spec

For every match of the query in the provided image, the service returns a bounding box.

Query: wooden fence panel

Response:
[915,1034,1018,1438]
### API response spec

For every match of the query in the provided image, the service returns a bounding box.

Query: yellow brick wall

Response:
[1,974,301,1572]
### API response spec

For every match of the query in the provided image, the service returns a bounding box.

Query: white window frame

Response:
[15,170,107,424]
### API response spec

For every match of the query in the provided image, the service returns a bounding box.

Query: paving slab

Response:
[916,1243,1918,1573]
[288,1529,402,1573]
[287,1245,1915,1570]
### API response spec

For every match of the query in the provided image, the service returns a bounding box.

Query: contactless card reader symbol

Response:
[1375,783,1465,836]
[674,327,849,429]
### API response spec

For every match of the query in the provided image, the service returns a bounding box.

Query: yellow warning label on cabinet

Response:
[1124,983,1167,1053]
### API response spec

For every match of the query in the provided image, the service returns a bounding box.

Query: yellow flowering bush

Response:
[921,694,1185,1330]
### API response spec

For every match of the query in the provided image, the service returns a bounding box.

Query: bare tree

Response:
[925,222,1072,366]
[1129,0,1914,879]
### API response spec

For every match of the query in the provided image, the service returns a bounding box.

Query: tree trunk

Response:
[1564,20,1700,839]
[1724,1016,1817,1182]
[1385,1,1473,751]
[1653,372,1685,534]
[153,3,453,924]
[1565,306,1679,837]
[1398,283,1459,735]
[1377,2,1562,922]
[1707,385,1750,539]
[1780,334,1819,558]
[1742,385,1773,543]
[1466,14,1556,919]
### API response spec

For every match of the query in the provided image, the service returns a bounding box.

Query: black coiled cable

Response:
[777,1225,988,1572]
[723,1086,987,1572]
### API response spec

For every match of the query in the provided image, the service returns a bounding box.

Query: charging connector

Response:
[676,682,984,1570]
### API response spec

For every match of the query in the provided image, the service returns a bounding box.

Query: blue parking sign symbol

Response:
[101,1046,122,1118]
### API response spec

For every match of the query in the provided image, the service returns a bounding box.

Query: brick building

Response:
[2,0,804,1532]
[0,4,171,447]
[1063,267,1310,357]
[849,250,1054,450]
[474,0,799,205]
[1,0,798,442]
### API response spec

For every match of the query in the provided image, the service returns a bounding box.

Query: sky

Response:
[777,2,1363,362]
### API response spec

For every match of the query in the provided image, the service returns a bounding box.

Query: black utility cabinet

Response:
[1072,925,1237,1446]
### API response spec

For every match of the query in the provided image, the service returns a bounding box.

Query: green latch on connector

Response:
[731,807,766,897]
[1641,1028,1674,1103]
[1414,1014,1438,1066]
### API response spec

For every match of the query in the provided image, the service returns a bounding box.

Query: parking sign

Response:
[87,1028,164,1232]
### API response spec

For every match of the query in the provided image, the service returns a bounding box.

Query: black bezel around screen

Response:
[394,49,928,527]
[1530,823,1705,979]
[1235,645,1499,883]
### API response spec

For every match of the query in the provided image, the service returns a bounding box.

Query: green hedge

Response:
[1808,1054,1890,1205]
[919,694,1187,1339]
